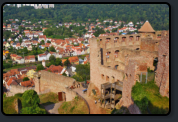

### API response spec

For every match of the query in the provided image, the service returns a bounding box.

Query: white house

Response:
[46,52,56,60]
[16,56,25,64]
[71,66,76,73]
[38,54,47,61]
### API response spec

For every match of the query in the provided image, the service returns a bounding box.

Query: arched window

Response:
[122,37,126,42]
[115,65,118,70]
[115,50,119,58]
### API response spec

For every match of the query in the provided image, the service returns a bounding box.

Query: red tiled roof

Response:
[11,54,18,58]
[38,54,47,57]
[7,77,17,86]
[46,65,64,73]
[24,55,35,60]
[68,56,79,63]
[20,81,32,87]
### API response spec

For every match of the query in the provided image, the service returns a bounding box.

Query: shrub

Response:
[23,77,30,81]
[22,90,40,108]
[3,93,6,98]
[20,106,47,114]
[92,89,96,95]
[14,93,23,98]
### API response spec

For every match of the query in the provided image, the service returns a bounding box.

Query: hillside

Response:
[3,4,169,30]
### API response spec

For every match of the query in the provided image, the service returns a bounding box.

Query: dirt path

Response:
[43,102,63,114]
[73,88,110,114]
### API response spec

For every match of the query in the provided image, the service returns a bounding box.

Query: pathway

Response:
[43,102,63,114]
[73,88,110,114]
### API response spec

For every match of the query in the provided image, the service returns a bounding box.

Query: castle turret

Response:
[42,59,46,67]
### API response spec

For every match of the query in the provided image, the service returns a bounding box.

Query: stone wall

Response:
[34,70,77,101]
[8,85,35,96]
[122,60,138,107]
[155,31,169,97]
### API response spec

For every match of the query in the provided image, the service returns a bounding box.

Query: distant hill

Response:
[3,4,169,30]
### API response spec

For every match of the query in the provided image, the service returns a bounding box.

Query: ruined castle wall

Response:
[34,70,76,101]
[90,38,125,95]
[122,60,138,107]
[9,85,35,96]
[155,31,169,97]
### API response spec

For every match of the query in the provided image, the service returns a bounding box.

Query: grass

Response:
[3,64,36,72]
[3,95,22,114]
[111,104,130,114]
[131,80,169,114]
[3,92,58,114]
[39,92,59,106]
[58,96,89,114]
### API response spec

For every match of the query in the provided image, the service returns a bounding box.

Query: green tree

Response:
[49,46,56,52]
[75,64,90,81]
[47,40,51,43]
[64,59,71,68]
[6,53,10,59]
[36,64,44,71]
[23,77,30,81]
[41,40,45,45]
[21,106,47,114]
[49,55,56,62]
[62,72,67,76]
[106,30,110,33]
[19,38,22,44]
[55,58,62,66]
[21,90,40,108]
[105,22,109,26]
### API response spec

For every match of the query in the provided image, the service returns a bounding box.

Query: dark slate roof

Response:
[16,79,23,84]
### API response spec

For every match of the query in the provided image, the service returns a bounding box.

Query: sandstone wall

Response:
[155,31,169,97]
[9,85,35,96]
[34,70,76,101]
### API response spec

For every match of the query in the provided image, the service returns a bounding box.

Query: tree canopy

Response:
[23,77,30,81]
[3,4,169,30]
[21,90,40,108]
[36,64,44,71]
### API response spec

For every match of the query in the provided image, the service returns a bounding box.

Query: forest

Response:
[3,4,169,30]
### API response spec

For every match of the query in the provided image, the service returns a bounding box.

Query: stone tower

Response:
[42,59,46,67]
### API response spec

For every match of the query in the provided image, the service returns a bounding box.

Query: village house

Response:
[20,80,35,87]
[56,52,63,58]
[26,69,36,79]
[10,54,18,61]
[46,51,56,60]
[38,35,46,42]
[38,53,47,61]
[68,56,79,64]
[24,55,35,63]
[5,42,10,48]
[45,65,69,76]
[16,56,25,64]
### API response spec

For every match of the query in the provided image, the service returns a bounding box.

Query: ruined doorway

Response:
[58,92,66,101]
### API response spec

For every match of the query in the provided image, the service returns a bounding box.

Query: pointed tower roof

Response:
[138,20,155,33]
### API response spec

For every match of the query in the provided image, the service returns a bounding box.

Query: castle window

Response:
[114,37,119,43]
[111,76,115,83]
[125,74,128,80]
[136,48,139,50]
[101,74,104,79]
[129,36,133,41]
[106,76,109,81]
[106,51,111,58]
[115,50,119,58]
[115,65,118,70]
[136,36,140,41]
[106,38,111,43]
[157,34,161,38]
[122,37,126,42]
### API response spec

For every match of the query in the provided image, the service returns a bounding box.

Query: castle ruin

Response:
[89,21,169,109]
